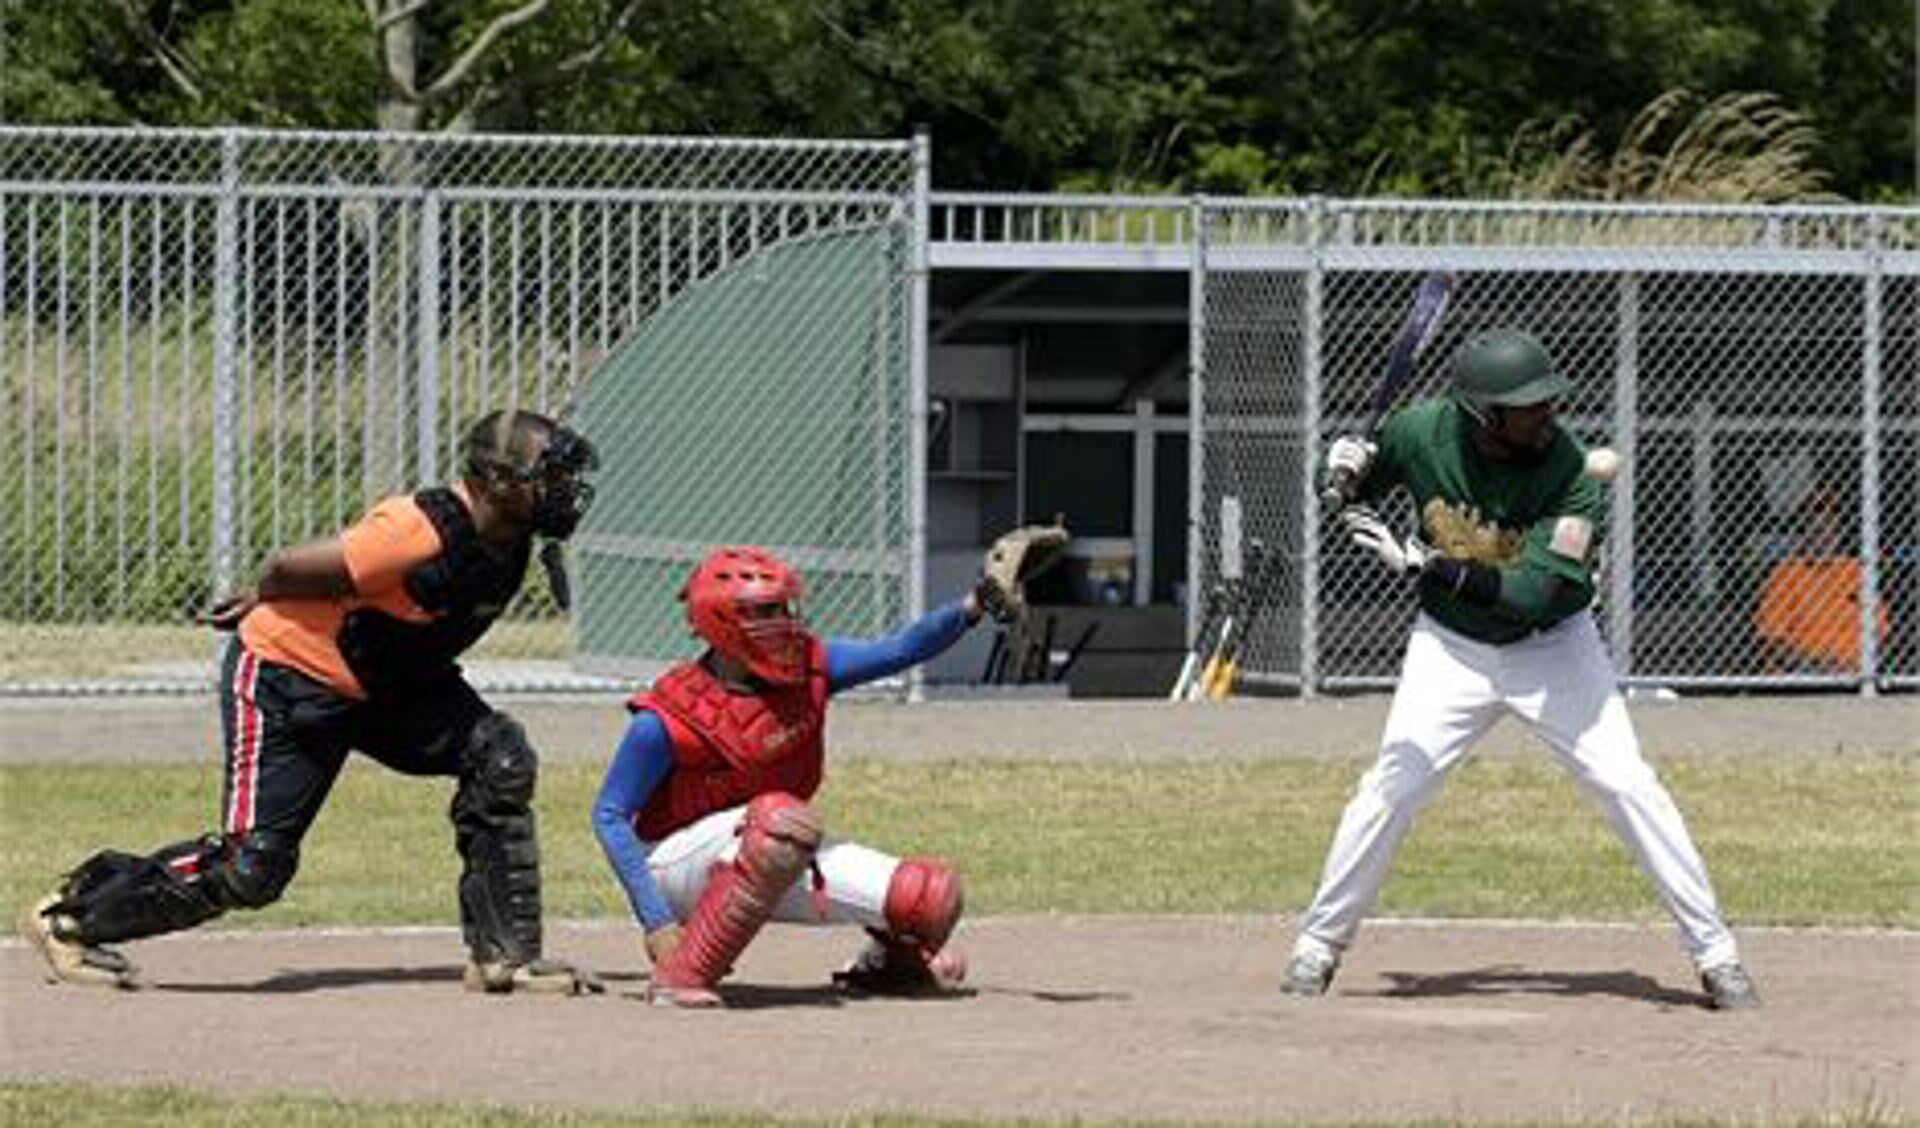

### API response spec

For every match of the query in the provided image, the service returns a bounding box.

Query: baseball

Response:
[1584,446,1622,482]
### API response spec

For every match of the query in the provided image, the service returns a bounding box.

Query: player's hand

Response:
[1322,435,1378,508]
[1325,435,1376,481]
[201,590,259,632]
[1341,506,1428,576]
[644,924,684,967]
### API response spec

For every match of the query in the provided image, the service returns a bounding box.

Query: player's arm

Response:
[205,535,357,629]
[590,712,680,938]
[1343,454,1598,622]
[1417,475,1598,621]
[826,598,981,692]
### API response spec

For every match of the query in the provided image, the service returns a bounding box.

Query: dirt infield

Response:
[4,917,1915,1122]
[5,695,1915,1121]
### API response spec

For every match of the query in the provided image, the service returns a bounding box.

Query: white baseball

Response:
[1584,447,1622,482]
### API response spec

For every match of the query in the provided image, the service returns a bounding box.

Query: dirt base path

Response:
[5,917,1913,1122]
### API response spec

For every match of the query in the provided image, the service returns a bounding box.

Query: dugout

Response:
[920,268,1193,695]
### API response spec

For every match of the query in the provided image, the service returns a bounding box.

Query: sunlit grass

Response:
[0,1080,1909,1128]
[4,753,1913,932]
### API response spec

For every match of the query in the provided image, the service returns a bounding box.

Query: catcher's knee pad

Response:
[884,857,963,954]
[205,831,299,909]
[739,791,824,875]
[462,711,538,804]
[453,711,544,966]
[655,793,821,992]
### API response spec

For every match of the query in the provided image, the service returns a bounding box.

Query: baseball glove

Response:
[976,520,1070,624]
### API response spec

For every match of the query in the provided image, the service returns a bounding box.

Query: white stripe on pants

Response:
[1296,611,1740,972]
[646,804,899,928]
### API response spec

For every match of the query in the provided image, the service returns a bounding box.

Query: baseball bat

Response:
[1053,622,1099,683]
[1202,540,1282,700]
[1193,538,1264,701]
[1170,580,1228,699]
[1322,269,1456,509]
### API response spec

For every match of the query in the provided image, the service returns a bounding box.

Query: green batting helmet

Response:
[1450,329,1571,417]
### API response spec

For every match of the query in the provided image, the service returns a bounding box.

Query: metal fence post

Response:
[211,130,241,604]
[905,129,931,700]
[1611,273,1640,677]
[417,191,442,484]
[1299,198,1328,695]
[1859,217,1885,695]
[1184,196,1208,661]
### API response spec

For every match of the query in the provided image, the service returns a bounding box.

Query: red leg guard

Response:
[651,793,822,1005]
[884,857,963,955]
[833,857,967,995]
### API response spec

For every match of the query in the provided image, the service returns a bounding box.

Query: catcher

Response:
[591,523,1068,1007]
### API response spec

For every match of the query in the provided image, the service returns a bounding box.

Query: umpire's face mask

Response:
[527,426,599,540]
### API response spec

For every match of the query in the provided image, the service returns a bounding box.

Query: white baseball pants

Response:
[1294,611,1741,973]
[647,803,900,929]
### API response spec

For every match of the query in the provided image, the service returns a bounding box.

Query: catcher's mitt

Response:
[976,520,1070,624]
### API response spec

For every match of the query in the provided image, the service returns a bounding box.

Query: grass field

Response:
[5,752,1915,1128]
[4,752,1915,931]
[0,1080,1908,1128]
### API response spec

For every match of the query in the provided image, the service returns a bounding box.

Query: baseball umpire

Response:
[21,409,603,995]
[592,525,1065,1007]
[1283,328,1760,1011]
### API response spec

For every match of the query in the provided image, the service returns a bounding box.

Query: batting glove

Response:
[1325,435,1377,481]
[1341,505,1429,576]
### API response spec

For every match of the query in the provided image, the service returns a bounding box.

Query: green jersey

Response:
[1360,398,1603,644]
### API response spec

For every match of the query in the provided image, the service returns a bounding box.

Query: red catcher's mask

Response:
[682,547,808,684]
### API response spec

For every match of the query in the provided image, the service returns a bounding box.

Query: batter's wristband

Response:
[1421,557,1500,606]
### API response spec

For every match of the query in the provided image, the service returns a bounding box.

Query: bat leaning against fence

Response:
[1197,540,1284,701]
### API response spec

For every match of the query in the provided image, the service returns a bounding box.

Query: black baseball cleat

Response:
[1278,949,1338,998]
[1701,962,1762,1011]
[833,933,967,996]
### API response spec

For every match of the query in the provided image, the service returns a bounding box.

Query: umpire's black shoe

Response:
[1278,949,1337,998]
[1701,962,1761,1011]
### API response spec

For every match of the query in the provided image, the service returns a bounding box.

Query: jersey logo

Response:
[1422,499,1523,565]
[1549,516,1594,561]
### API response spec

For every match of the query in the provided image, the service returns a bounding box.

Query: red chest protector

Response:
[628,636,829,841]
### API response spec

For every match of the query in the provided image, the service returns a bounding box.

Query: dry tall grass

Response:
[1502,89,1838,203]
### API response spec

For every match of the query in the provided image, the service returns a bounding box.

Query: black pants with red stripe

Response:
[218,640,492,849]
[58,640,503,948]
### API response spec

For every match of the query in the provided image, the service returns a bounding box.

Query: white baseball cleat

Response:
[1278,948,1338,998]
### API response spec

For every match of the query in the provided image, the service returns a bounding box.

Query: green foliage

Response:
[0,1,1908,200]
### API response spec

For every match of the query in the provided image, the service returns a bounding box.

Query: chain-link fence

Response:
[1197,200,1920,691]
[0,126,920,690]
[5,129,1913,695]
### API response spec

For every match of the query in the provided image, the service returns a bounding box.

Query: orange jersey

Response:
[239,487,468,698]
[1754,556,1887,672]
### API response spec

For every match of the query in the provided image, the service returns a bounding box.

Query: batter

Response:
[1283,327,1759,1011]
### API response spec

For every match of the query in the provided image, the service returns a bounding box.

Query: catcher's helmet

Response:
[682,547,808,684]
[463,409,599,540]
[1450,329,1571,420]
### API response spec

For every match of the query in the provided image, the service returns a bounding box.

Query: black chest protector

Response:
[337,487,530,697]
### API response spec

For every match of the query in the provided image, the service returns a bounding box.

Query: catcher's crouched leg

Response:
[650,792,823,1008]
[453,712,600,996]
[835,857,967,996]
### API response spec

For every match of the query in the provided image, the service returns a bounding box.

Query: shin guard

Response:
[651,792,822,1002]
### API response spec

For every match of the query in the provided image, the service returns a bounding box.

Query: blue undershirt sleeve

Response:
[826,599,974,693]
[590,711,679,931]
